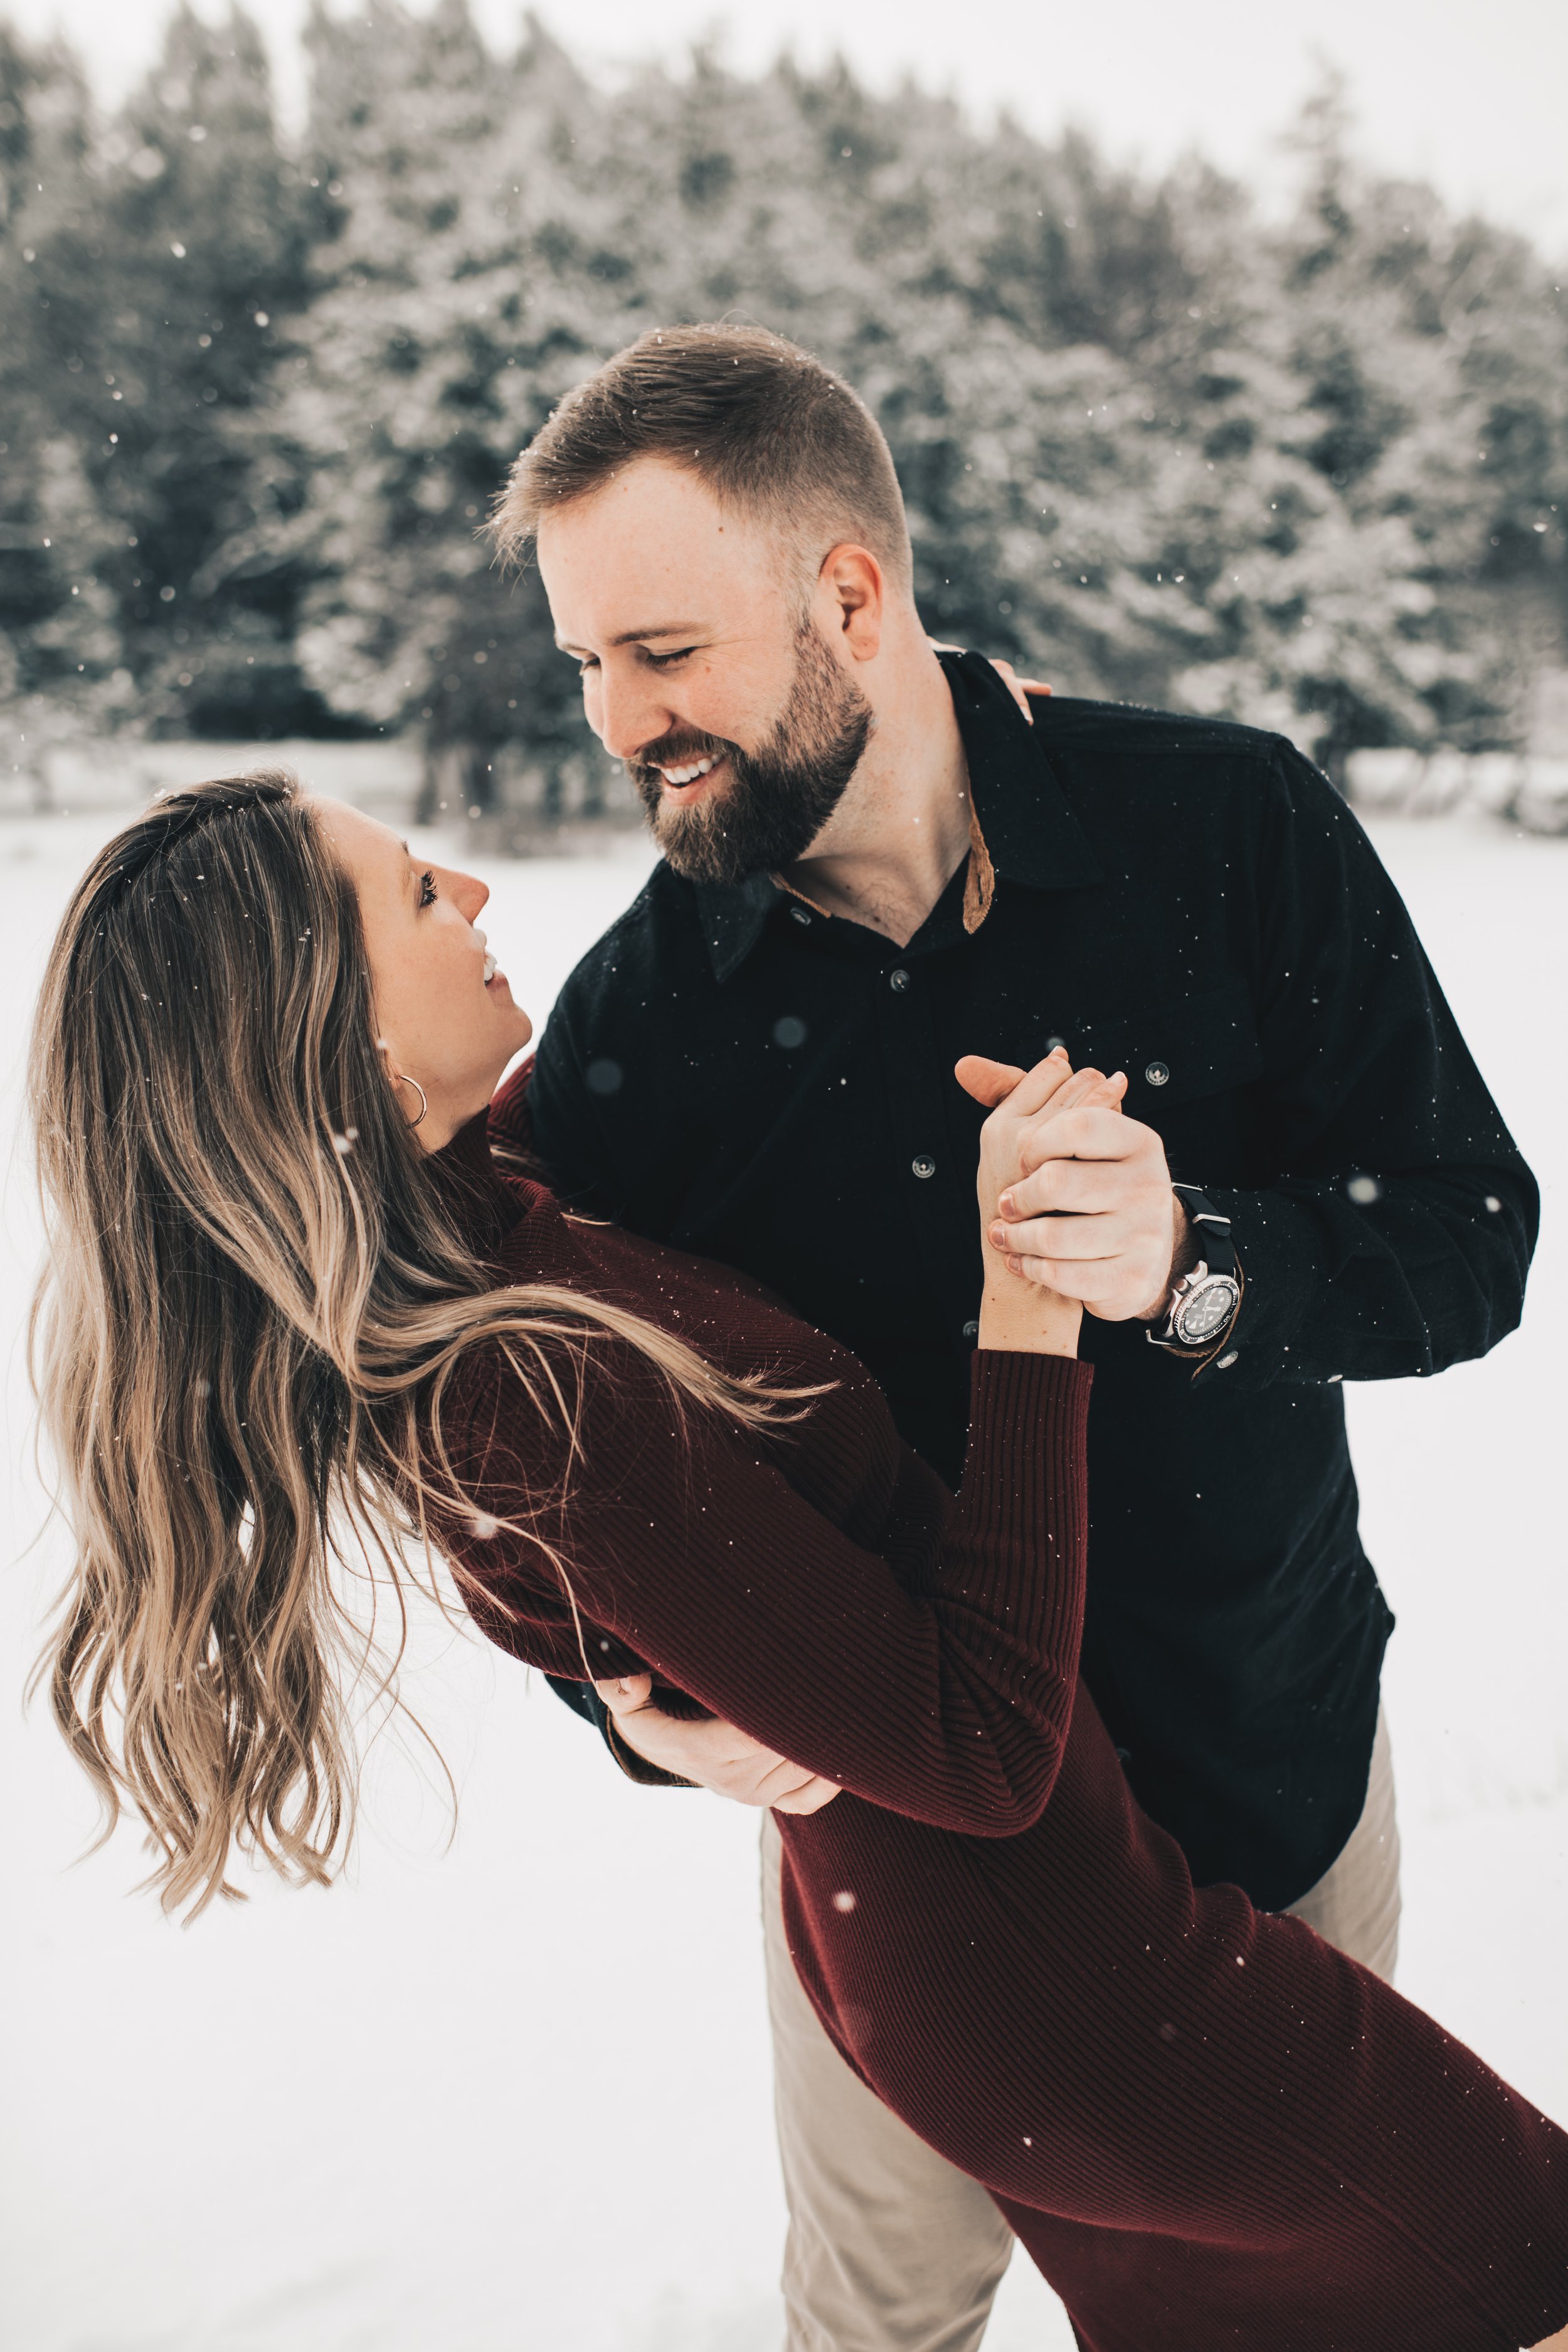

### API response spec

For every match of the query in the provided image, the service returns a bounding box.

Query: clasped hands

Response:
[960,1045,1185,1318]
[595,1044,1186,1809]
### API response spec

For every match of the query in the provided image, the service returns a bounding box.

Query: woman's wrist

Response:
[977,1278,1082,1358]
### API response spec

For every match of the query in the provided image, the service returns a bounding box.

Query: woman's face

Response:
[312,797,533,1150]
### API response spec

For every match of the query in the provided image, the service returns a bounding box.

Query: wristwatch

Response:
[1147,1185,1241,1354]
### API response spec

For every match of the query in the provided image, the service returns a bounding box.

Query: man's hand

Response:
[956,1054,1185,1322]
[593,1674,842,1814]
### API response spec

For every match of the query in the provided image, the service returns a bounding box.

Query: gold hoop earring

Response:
[395,1072,428,1128]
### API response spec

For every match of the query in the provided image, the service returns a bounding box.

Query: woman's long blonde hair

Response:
[29,772,785,1917]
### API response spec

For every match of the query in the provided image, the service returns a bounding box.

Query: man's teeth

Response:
[660,755,718,785]
[482,950,498,983]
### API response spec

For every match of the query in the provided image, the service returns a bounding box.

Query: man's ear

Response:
[816,542,884,660]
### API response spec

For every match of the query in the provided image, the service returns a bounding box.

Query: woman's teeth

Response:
[483,950,498,983]
[660,754,718,785]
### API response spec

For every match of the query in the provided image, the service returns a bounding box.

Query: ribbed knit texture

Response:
[434,1115,1568,2351]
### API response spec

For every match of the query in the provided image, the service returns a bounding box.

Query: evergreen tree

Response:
[88,4,326,734]
[1248,80,1568,763]
[0,24,142,797]
[282,4,604,802]
[3,11,1564,785]
[3,5,329,744]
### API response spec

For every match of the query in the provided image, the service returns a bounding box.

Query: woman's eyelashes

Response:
[418,870,437,909]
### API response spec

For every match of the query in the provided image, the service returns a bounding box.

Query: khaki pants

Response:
[762,1706,1401,2352]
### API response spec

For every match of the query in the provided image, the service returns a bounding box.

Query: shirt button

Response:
[1216,1349,1240,1370]
[889,967,910,992]
[789,904,812,926]
[912,1155,936,1179]
[1145,1061,1170,1087]
[962,1318,979,1342]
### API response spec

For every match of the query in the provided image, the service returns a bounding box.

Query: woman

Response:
[31,773,1568,2352]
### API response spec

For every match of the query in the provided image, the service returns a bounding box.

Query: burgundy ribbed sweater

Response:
[433,1113,1568,2351]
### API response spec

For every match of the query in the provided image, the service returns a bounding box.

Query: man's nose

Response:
[592,662,676,765]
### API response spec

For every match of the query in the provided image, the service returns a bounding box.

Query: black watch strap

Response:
[1170,1184,1235,1276]
[1147,1185,1242,1359]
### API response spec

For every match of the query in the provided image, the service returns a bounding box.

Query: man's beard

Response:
[628,622,874,887]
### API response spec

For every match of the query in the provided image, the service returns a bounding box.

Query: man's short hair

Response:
[491,323,913,591]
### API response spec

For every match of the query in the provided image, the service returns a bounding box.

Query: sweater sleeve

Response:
[445,1348,1092,1837]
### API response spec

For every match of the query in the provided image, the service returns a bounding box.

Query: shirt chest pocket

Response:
[1071,982,1264,1115]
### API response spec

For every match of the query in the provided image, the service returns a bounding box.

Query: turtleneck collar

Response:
[426,1108,537,1258]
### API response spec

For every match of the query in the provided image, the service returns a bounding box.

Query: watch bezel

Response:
[1169,1268,1242,1347]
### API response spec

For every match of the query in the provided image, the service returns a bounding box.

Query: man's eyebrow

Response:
[555,623,707,651]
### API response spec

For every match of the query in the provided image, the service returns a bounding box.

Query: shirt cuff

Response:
[1186,1189,1323,1388]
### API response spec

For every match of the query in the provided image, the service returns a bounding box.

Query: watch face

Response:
[1175,1278,1239,1344]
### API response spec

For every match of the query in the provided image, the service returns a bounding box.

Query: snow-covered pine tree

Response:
[0,26,133,793]
[282,4,615,815]
[9,16,1559,785]
[90,4,318,736]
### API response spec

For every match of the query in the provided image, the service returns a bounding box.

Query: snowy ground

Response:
[1,802,1565,2352]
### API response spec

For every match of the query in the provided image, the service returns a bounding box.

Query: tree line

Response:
[2,1,1564,798]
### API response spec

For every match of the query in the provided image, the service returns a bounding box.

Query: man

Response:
[490,324,1537,2352]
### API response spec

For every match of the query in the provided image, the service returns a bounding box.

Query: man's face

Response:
[538,457,871,884]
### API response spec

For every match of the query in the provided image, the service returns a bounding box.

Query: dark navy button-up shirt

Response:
[527,650,1537,1907]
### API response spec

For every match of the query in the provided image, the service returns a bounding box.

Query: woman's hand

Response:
[955,1048,1126,1355]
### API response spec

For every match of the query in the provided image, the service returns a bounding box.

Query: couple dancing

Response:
[32,327,1568,2349]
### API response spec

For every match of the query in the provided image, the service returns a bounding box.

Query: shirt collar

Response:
[692,647,1103,982]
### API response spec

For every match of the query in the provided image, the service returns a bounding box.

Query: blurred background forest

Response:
[2,1,1566,824]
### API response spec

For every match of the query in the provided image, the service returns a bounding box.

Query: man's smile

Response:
[657,750,730,803]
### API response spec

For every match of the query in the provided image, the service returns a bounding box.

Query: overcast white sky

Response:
[10,0,1568,257]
